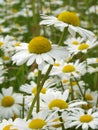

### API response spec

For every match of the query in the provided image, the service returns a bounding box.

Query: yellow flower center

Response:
[0,26,3,33]
[82,103,92,110]
[28,36,51,54]
[58,11,80,26]
[85,93,93,101]
[79,114,93,123]
[62,79,69,83]
[15,42,20,46]
[3,125,12,130]
[32,86,47,95]
[78,43,89,50]
[12,9,18,13]
[0,41,3,46]
[3,124,18,130]
[96,58,98,62]
[52,118,62,128]
[72,41,79,45]
[53,63,60,66]
[48,99,68,110]
[28,118,46,129]
[1,96,14,107]
[3,56,10,60]
[62,65,75,73]
[69,81,77,86]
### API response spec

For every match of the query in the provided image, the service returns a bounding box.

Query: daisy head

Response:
[12,36,68,69]
[41,89,69,111]
[0,118,28,130]
[67,38,98,55]
[51,60,86,78]
[0,87,23,119]
[27,110,60,130]
[69,108,98,130]
[20,77,57,95]
[40,11,95,39]
[41,89,86,111]
[57,11,80,26]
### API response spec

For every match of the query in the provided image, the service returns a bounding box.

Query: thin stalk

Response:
[26,64,53,120]
[58,28,66,46]
[74,77,85,100]
[21,95,25,118]
[70,78,74,100]
[36,70,41,112]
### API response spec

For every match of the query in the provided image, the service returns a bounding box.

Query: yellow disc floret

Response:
[62,64,75,73]
[28,118,46,129]
[0,41,3,47]
[78,43,89,50]
[32,86,47,95]
[3,125,12,130]
[1,96,14,107]
[3,55,10,60]
[28,36,51,54]
[52,118,62,128]
[79,114,93,122]
[85,93,93,101]
[3,124,18,130]
[48,99,68,110]
[72,41,79,45]
[96,58,98,62]
[58,11,80,26]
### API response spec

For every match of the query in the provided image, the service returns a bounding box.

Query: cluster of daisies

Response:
[0,1,98,130]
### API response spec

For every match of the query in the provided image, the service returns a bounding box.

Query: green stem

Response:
[26,64,53,120]
[21,95,25,118]
[70,78,74,100]
[36,70,41,112]
[74,77,85,100]
[58,28,66,46]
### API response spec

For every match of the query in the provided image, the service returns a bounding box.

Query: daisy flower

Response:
[62,78,86,99]
[27,110,61,130]
[67,38,98,55]
[69,108,98,130]
[0,118,28,130]
[41,89,86,111]
[40,11,95,39]
[81,89,98,110]
[64,36,84,46]
[20,77,57,95]
[12,36,68,69]
[0,87,23,119]
[51,60,86,78]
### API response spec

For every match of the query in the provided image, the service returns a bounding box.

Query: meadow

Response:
[0,0,98,130]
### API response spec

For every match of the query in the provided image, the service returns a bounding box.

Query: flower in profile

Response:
[66,38,98,55]
[12,36,68,69]
[64,37,84,46]
[27,110,60,130]
[41,89,86,111]
[50,60,86,78]
[0,87,23,119]
[69,108,98,130]
[40,11,95,39]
